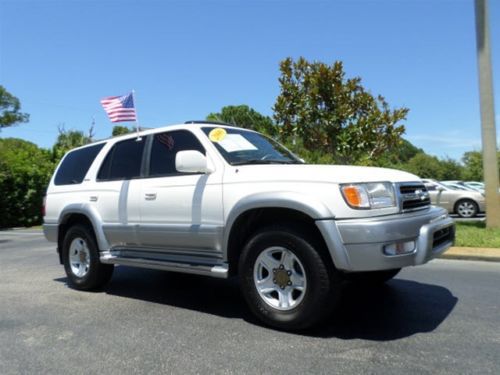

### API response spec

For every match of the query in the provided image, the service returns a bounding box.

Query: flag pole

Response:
[132,90,141,140]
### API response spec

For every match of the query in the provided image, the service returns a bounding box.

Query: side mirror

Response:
[175,150,214,174]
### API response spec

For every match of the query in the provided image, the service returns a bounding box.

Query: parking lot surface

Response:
[1,229,499,374]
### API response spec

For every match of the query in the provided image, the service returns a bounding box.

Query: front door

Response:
[137,130,224,258]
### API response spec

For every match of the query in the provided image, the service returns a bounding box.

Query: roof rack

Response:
[184,120,235,126]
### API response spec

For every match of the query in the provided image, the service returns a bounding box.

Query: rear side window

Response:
[149,130,205,177]
[97,137,146,181]
[54,144,105,185]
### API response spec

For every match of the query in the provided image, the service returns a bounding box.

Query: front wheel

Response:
[62,224,114,290]
[239,226,341,330]
[455,199,478,218]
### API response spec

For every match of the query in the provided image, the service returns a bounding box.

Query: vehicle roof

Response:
[66,122,247,152]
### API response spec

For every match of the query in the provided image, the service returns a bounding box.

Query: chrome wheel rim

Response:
[69,237,91,278]
[253,247,307,311]
[458,202,475,218]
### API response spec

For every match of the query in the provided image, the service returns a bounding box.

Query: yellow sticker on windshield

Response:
[209,128,227,142]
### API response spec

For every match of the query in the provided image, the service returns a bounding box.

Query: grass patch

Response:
[455,221,500,248]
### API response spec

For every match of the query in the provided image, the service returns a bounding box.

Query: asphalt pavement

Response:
[1,229,499,374]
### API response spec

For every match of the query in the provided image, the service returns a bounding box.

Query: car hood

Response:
[228,164,421,184]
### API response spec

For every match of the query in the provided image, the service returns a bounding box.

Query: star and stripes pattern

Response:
[100,92,137,123]
[157,133,175,150]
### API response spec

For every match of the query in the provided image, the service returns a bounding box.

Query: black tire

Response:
[62,224,114,290]
[344,268,401,284]
[239,225,341,331]
[454,199,478,218]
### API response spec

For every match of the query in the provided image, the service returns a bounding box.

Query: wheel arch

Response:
[58,204,110,256]
[223,192,335,276]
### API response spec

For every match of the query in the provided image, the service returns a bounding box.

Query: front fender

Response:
[222,191,335,259]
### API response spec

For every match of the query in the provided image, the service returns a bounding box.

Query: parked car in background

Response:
[422,179,485,218]
[440,181,476,192]
[464,181,485,193]
[442,180,485,194]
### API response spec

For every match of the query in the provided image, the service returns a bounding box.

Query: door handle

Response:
[89,196,98,202]
[145,193,157,200]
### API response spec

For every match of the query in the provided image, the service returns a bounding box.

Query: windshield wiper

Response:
[231,159,300,166]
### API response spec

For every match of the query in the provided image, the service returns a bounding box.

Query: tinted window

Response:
[149,130,205,177]
[97,137,145,181]
[55,144,104,185]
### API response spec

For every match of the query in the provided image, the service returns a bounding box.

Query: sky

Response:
[0,0,499,161]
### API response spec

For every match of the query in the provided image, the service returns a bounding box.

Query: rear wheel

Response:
[239,226,341,330]
[62,224,114,290]
[455,199,478,218]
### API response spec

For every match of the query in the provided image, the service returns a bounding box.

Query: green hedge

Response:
[0,138,54,228]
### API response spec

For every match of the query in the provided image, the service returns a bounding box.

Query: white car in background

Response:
[423,179,485,218]
[464,181,485,193]
[442,180,485,194]
[441,181,476,192]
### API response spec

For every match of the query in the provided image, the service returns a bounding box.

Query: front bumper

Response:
[316,206,455,272]
[478,201,486,213]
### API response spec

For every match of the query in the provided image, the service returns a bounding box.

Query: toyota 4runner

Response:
[43,122,455,330]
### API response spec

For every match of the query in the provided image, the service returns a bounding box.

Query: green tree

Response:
[207,105,277,136]
[461,150,500,181]
[0,86,30,129]
[52,127,92,160]
[112,125,131,136]
[273,57,408,164]
[462,151,483,181]
[403,153,446,179]
[439,157,464,180]
[0,139,54,227]
[365,138,424,168]
[401,153,464,180]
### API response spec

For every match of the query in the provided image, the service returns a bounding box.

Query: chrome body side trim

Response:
[137,224,223,254]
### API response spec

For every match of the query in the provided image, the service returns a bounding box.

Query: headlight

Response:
[340,182,396,209]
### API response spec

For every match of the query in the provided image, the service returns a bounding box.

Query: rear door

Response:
[94,137,146,247]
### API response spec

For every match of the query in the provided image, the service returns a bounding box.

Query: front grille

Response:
[399,183,431,211]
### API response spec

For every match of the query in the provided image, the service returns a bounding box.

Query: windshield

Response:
[202,127,302,166]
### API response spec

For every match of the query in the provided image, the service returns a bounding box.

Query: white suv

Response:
[43,122,455,330]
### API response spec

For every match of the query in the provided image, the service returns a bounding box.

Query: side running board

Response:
[100,251,229,279]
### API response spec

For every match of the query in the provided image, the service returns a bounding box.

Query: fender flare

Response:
[58,203,110,250]
[222,191,335,260]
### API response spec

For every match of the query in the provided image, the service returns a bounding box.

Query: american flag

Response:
[100,92,137,123]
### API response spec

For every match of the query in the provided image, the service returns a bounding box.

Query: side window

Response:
[425,183,437,191]
[97,137,146,181]
[149,130,205,177]
[54,143,105,185]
